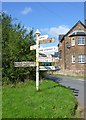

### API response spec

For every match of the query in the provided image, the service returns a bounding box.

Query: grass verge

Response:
[2,79,80,118]
[53,73,86,79]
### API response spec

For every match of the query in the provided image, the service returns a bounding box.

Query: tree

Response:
[1,12,36,84]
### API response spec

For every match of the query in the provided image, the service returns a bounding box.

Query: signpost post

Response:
[35,29,40,91]
[14,29,61,91]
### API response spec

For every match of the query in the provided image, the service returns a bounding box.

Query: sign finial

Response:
[35,29,40,35]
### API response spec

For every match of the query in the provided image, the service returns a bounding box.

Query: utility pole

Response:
[35,29,40,91]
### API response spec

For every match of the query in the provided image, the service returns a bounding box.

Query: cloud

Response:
[25,26,31,32]
[21,7,32,15]
[2,10,7,13]
[40,25,70,37]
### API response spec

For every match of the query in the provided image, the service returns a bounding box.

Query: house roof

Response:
[58,34,64,42]
[59,20,86,42]
[68,30,86,37]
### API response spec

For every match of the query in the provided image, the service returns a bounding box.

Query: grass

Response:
[0,68,2,119]
[2,79,80,118]
[53,73,86,79]
[0,87,2,119]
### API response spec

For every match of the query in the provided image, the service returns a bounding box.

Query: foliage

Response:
[1,12,36,84]
[54,74,86,79]
[2,80,79,118]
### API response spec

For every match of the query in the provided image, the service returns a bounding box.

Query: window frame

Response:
[71,37,75,46]
[78,54,86,63]
[78,37,85,45]
[72,55,75,64]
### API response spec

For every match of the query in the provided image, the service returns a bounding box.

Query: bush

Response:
[1,12,36,84]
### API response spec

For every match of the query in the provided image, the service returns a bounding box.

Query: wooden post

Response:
[35,29,40,91]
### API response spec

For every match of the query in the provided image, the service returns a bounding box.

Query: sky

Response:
[2,2,85,53]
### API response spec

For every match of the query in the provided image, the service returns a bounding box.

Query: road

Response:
[44,74,85,118]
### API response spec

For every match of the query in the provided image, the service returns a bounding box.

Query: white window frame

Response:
[78,54,86,63]
[78,37,85,45]
[72,55,75,63]
[71,37,75,46]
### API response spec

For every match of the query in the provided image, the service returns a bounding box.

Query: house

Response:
[58,21,86,76]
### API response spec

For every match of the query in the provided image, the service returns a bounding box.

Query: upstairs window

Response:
[78,37,85,45]
[78,54,86,63]
[72,55,75,63]
[71,38,75,46]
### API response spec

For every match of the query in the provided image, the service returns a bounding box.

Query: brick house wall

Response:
[57,21,86,76]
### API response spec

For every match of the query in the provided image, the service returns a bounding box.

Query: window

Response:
[78,37,85,45]
[71,38,75,46]
[78,55,86,63]
[72,55,75,63]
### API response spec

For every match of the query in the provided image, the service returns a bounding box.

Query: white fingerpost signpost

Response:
[14,29,60,91]
[35,29,40,91]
